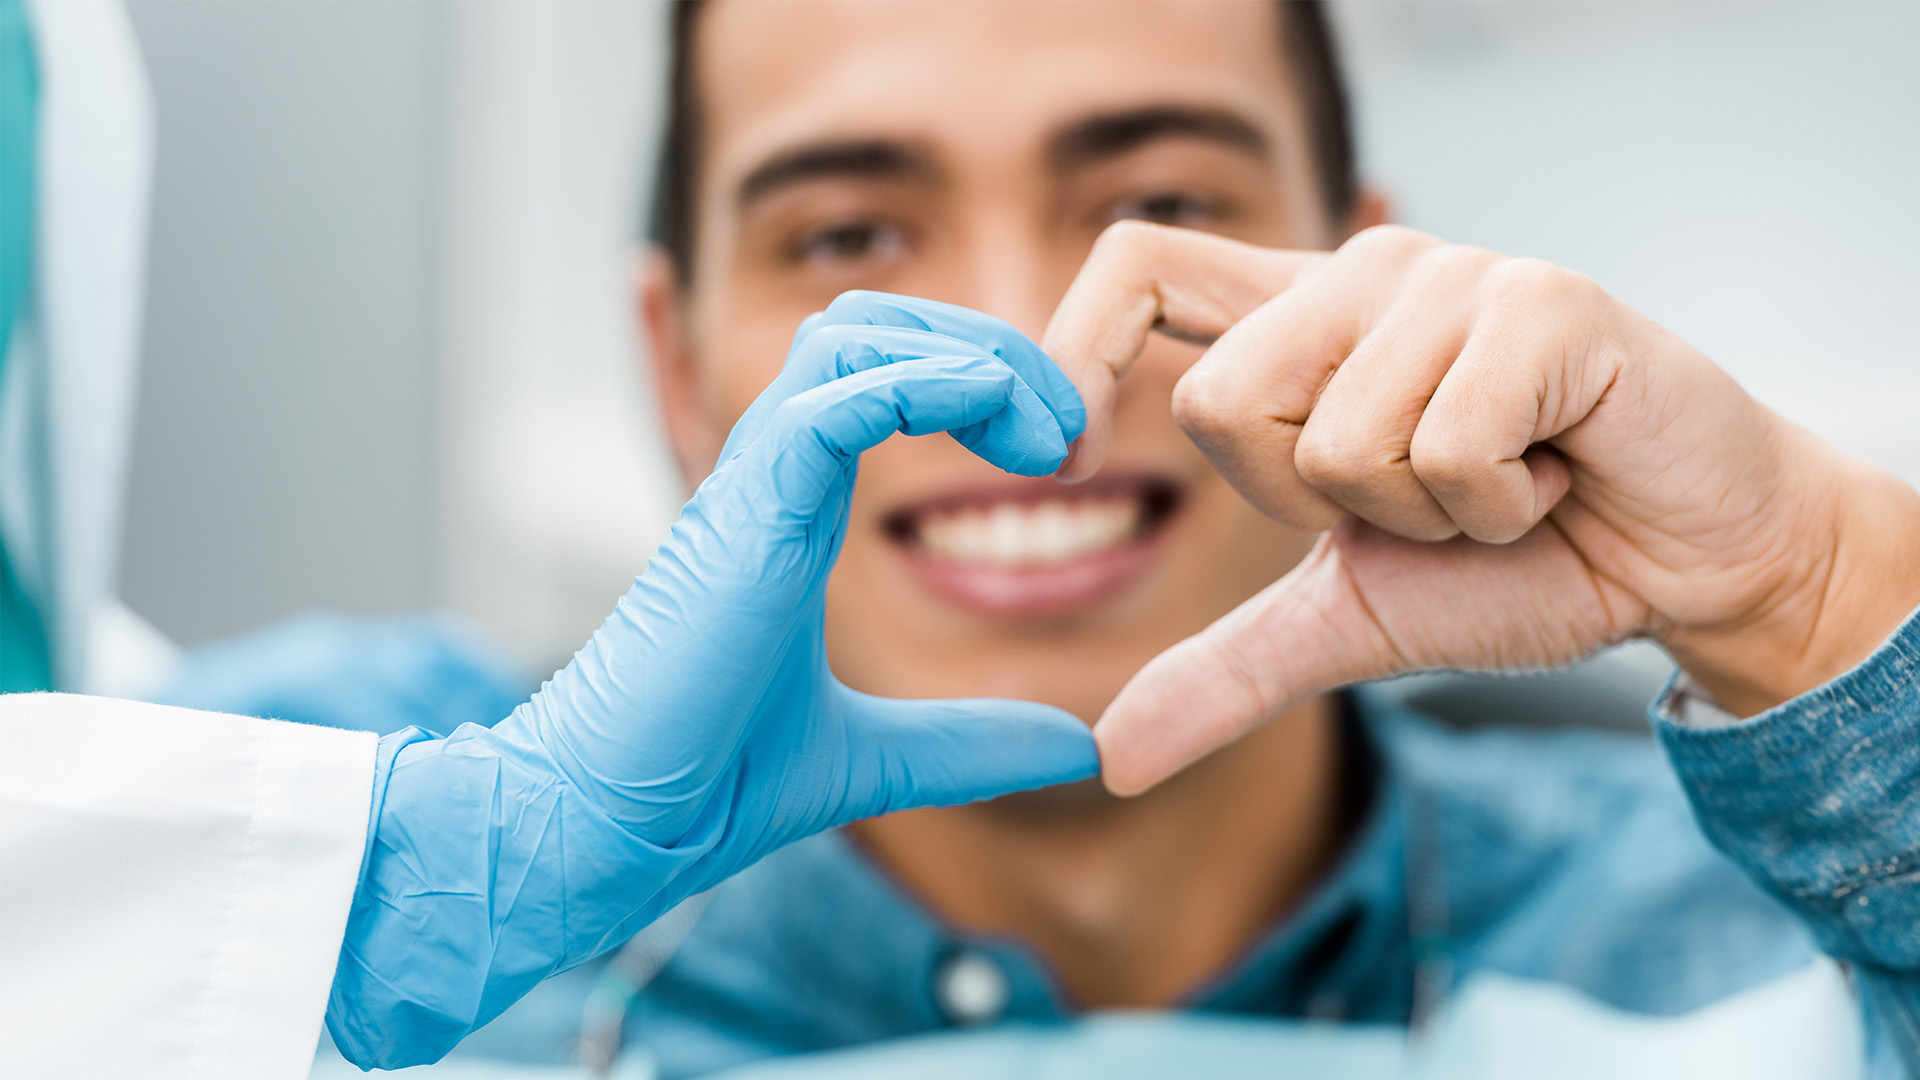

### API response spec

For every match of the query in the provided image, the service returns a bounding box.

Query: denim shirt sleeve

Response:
[1655,603,1920,1075]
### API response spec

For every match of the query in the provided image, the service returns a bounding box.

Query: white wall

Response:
[119,0,1920,667]
[432,1,679,668]
[1334,0,1920,478]
[121,0,678,668]
[122,1,446,643]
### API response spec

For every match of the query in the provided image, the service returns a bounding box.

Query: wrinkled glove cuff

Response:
[324,721,720,1069]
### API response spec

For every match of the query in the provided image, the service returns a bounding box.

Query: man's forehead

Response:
[697,0,1298,192]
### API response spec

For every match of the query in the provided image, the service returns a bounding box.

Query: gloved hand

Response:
[326,292,1098,1068]
[152,611,528,736]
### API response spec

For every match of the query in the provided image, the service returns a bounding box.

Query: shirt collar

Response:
[743,688,1419,1028]
[1184,688,1415,1023]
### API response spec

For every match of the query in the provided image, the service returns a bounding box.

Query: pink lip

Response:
[902,537,1166,619]
[883,474,1180,620]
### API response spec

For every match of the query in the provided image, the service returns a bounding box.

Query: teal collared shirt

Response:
[623,688,1822,1077]
[307,622,1920,1077]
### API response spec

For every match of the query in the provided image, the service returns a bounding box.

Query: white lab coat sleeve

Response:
[0,693,377,1080]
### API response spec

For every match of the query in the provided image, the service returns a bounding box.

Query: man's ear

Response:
[1341,184,1393,241]
[639,248,722,488]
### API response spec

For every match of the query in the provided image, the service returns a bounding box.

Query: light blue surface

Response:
[305,965,1863,1080]
[714,1013,1406,1080]
[323,293,1098,1070]
[705,963,1861,1080]
[153,610,528,735]
[308,1059,596,1080]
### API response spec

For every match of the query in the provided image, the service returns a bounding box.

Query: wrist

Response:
[1666,452,1920,717]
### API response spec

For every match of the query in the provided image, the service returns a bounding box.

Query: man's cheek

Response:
[1134,334,1210,386]
[716,361,786,430]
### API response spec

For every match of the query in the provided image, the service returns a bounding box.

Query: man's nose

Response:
[953,211,1070,345]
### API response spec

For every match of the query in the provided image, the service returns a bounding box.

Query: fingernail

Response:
[1057,443,1087,484]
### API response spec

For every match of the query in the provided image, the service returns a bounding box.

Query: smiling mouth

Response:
[882,476,1183,618]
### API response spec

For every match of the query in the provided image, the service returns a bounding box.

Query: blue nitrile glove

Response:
[326,292,1098,1068]
[152,611,528,736]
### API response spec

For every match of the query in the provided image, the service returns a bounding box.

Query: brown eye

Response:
[795,220,907,267]
[1110,191,1217,229]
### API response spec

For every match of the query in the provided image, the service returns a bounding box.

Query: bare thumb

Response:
[1093,534,1397,795]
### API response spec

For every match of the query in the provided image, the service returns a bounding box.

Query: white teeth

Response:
[917,498,1142,568]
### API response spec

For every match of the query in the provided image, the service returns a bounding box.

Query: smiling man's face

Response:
[648,0,1357,723]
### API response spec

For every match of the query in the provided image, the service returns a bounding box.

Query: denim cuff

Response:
[1655,602,1920,969]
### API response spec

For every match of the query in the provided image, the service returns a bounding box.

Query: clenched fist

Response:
[1045,221,1920,795]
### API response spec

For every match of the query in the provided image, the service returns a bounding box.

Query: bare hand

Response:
[1044,222,1920,795]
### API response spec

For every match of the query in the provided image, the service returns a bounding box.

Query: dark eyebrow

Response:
[735,139,938,209]
[1046,106,1271,172]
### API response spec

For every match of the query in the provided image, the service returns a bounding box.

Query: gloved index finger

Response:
[719,319,1080,475]
[708,353,1063,558]
[818,291,1087,443]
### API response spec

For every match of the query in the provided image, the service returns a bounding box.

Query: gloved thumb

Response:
[1093,530,1397,796]
[832,690,1099,824]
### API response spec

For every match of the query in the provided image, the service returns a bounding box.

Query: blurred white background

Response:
[117,0,1920,671]
[123,1,678,668]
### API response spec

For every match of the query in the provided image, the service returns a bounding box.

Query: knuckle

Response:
[1341,223,1439,264]
[1487,257,1600,312]
[1487,256,1555,295]
[799,321,860,354]
[1170,367,1241,442]
[1293,426,1368,490]
[1410,241,1500,286]
[1407,426,1486,493]
[806,320,856,346]
[821,289,880,318]
[806,323,888,367]
[756,399,831,461]
[767,388,820,431]
[1088,219,1168,274]
[1092,217,1164,255]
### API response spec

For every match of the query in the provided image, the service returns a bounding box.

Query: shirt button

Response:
[934,947,1009,1027]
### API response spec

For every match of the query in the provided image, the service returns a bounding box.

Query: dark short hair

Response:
[648,0,1356,284]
